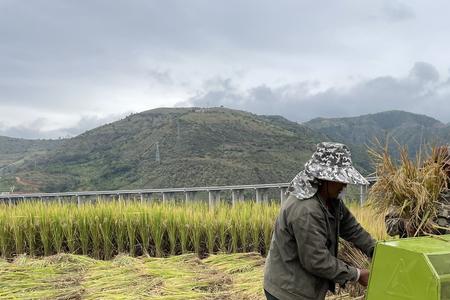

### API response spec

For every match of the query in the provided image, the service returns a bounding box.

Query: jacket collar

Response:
[316,193,340,218]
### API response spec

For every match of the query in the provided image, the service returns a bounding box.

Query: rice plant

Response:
[0,199,381,260]
[138,209,151,256]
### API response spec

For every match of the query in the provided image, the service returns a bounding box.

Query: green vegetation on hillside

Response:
[0,136,63,174]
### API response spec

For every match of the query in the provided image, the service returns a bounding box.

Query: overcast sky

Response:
[1,0,450,139]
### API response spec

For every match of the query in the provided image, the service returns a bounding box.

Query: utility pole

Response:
[176,120,180,142]
[155,142,160,163]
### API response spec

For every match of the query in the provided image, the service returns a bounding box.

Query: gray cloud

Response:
[0,113,128,139]
[1,1,450,138]
[147,69,173,86]
[179,62,449,123]
[409,62,439,83]
[382,0,415,21]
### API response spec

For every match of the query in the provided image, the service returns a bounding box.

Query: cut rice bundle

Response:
[368,145,448,236]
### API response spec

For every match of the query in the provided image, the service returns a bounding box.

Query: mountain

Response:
[4,108,447,193]
[0,136,64,184]
[304,110,450,170]
[0,136,64,193]
[0,107,328,192]
[0,136,64,168]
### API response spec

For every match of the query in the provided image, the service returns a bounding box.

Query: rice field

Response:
[0,201,386,259]
[0,200,386,299]
[0,201,281,259]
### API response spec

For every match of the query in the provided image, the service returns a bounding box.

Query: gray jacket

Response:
[263,194,375,300]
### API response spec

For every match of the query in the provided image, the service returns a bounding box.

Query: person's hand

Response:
[358,269,370,287]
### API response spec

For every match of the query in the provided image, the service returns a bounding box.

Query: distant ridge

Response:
[305,110,450,169]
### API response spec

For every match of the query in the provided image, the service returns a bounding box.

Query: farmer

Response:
[385,145,450,237]
[263,142,376,300]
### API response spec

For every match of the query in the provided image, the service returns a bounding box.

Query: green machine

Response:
[366,235,450,300]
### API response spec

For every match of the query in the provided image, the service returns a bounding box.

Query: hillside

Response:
[304,110,450,166]
[0,107,330,192]
[0,137,64,192]
[0,136,63,170]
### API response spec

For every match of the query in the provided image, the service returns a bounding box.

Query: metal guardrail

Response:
[0,182,290,199]
[0,183,291,207]
[0,176,378,206]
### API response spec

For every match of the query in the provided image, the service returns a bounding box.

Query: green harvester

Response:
[366,235,450,300]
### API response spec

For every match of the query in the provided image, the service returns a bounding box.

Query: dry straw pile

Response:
[367,144,449,237]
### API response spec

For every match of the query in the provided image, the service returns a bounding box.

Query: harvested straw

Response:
[367,145,449,236]
[337,240,369,298]
[0,253,361,300]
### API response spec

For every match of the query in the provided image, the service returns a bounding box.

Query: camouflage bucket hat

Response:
[289,142,369,200]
